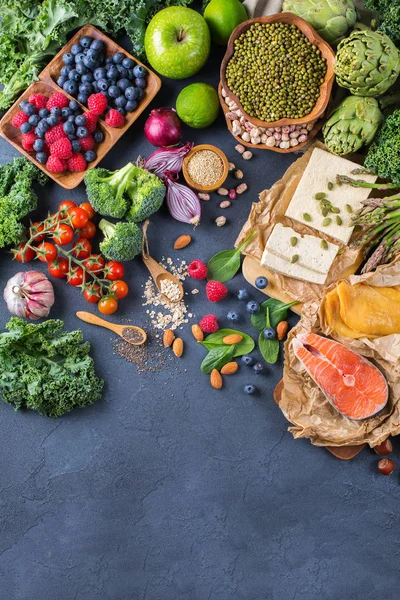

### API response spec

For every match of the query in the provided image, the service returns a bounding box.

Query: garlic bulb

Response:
[4,271,55,320]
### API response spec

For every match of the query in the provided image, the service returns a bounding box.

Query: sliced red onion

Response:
[164,171,201,227]
[144,142,193,179]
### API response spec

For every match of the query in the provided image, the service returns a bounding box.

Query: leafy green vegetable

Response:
[207,231,256,282]
[0,318,104,418]
[364,110,400,185]
[365,0,400,48]
[99,219,142,261]
[199,329,255,357]
[258,308,279,364]
[200,345,235,374]
[251,298,297,331]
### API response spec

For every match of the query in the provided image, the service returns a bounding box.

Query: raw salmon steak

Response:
[292,332,388,420]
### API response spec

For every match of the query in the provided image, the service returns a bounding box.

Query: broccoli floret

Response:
[84,163,138,218]
[365,110,400,184]
[125,167,166,223]
[98,219,142,261]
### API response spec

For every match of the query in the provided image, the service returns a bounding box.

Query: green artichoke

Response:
[335,29,400,97]
[323,96,383,155]
[281,0,357,46]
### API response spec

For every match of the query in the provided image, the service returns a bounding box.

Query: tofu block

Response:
[261,249,327,285]
[285,148,377,244]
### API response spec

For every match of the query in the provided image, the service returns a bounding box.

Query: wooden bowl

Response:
[220,13,335,129]
[0,25,161,189]
[182,144,229,192]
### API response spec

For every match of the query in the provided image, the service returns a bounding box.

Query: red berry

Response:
[21,132,37,151]
[79,135,95,151]
[105,108,125,128]
[188,260,208,280]
[67,153,87,172]
[11,111,29,128]
[50,138,72,159]
[45,123,67,144]
[85,112,98,133]
[46,92,69,110]
[206,280,228,302]
[87,93,108,115]
[199,315,219,333]
[46,156,67,173]
[28,93,48,109]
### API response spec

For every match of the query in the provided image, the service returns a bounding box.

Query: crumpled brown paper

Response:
[235,142,363,304]
[280,261,400,448]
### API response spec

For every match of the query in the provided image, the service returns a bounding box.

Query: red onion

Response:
[164,171,201,227]
[144,142,193,179]
[144,108,182,147]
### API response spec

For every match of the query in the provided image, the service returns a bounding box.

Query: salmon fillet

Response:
[292,333,388,420]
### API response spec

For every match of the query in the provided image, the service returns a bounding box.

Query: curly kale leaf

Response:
[365,0,400,47]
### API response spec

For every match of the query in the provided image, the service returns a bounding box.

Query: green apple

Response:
[144,7,211,79]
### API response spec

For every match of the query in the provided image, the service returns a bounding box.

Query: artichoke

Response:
[323,96,383,155]
[281,0,357,46]
[335,29,400,97]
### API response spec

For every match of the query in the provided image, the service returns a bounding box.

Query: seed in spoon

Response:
[122,328,145,344]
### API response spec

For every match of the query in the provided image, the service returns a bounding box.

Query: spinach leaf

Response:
[251,298,298,330]
[258,308,279,364]
[207,231,256,283]
[200,345,236,374]
[199,329,255,357]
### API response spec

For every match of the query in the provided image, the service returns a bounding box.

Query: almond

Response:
[221,362,239,375]
[276,321,289,341]
[174,234,191,250]
[210,369,223,389]
[222,334,243,345]
[163,329,175,347]
[172,337,183,357]
[191,324,204,342]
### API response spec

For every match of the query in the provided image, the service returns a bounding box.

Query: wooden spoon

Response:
[76,311,147,345]
[141,220,184,303]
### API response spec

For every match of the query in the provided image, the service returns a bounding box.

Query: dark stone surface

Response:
[0,26,399,600]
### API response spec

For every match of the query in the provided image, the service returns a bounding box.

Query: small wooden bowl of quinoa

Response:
[182,144,229,192]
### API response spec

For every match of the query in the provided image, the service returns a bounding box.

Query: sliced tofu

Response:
[285,148,377,244]
[261,249,327,285]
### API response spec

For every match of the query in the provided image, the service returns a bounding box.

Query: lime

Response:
[176,83,220,129]
[204,0,248,46]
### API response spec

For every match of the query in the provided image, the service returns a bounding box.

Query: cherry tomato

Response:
[80,202,96,220]
[14,243,35,263]
[48,257,69,279]
[105,261,125,281]
[53,223,74,246]
[58,200,76,213]
[83,254,105,273]
[30,221,45,242]
[72,237,92,259]
[98,296,118,315]
[111,280,129,299]
[37,241,57,263]
[68,206,89,229]
[67,266,84,287]
[83,283,102,303]
[77,221,96,240]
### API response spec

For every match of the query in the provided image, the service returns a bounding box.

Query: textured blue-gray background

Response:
[1,20,399,600]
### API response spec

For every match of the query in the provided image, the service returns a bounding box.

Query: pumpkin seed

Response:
[321,207,328,217]
[321,239,328,250]
[314,192,326,200]
[330,206,340,214]
[290,254,299,264]
[336,215,342,225]
[303,213,312,222]
[322,217,332,227]
[327,182,334,191]
[346,204,353,213]
[290,236,298,247]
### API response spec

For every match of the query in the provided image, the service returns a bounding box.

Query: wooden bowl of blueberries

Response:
[0,24,161,189]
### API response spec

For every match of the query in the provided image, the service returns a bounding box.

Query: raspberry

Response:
[45,124,67,144]
[50,138,72,159]
[11,111,29,128]
[105,108,125,128]
[85,112,98,133]
[46,92,69,110]
[87,93,108,115]
[46,156,67,173]
[188,260,208,280]
[79,135,95,151]
[28,93,48,109]
[199,315,219,334]
[67,153,87,172]
[206,280,228,302]
[21,132,37,151]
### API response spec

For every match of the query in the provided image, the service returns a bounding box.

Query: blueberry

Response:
[92,81,99,92]
[22,102,36,116]
[87,48,99,60]
[252,363,264,375]
[38,108,49,118]
[135,77,147,89]
[57,77,67,88]
[71,44,82,55]
[246,301,260,314]
[61,65,72,77]
[74,114,86,126]
[81,73,94,83]
[67,114,76,122]
[122,57,134,69]
[34,127,45,138]
[71,140,81,153]
[133,65,147,78]
[125,86,138,101]
[83,48,89,55]
[255,276,268,289]
[83,56,97,69]
[263,327,276,340]
[94,67,106,80]
[33,139,45,151]
[136,88,144,101]
[126,68,134,80]
[69,99,79,111]
[116,107,126,116]
[90,39,104,52]
[63,121,75,135]
[116,65,128,78]
[227,311,240,322]
[75,52,85,64]
[77,94,89,105]
[29,114,40,126]
[97,78,109,92]
[84,150,97,162]
[63,80,78,95]
[68,134,77,141]
[115,95,127,108]
[80,36,93,48]
[20,122,32,133]
[241,355,254,367]
[105,56,113,64]
[19,100,28,110]
[61,107,72,119]
[244,384,256,395]
[237,288,249,301]
[106,65,118,80]
[38,119,50,131]
[68,69,80,82]
[76,126,88,138]
[47,115,58,126]
[75,62,88,76]
[112,52,125,64]
[117,78,130,92]
[108,85,121,99]
[93,129,104,143]
[36,152,48,164]
[63,52,74,65]
[125,100,137,112]
[79,82,93,95]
